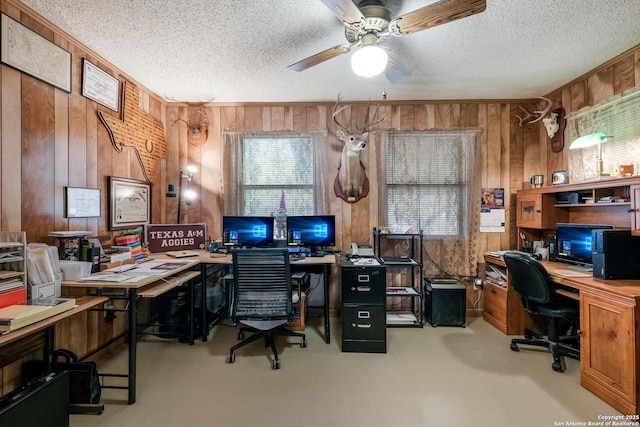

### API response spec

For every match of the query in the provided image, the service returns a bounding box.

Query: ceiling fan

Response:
[288,0,487,83]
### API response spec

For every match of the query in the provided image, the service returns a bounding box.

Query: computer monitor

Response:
[286,215,336,251]
[555,223,614,266]
[222,216,274,247]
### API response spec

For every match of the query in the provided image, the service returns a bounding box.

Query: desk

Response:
[484,254,640,415]
[62,259,200,404]
[194,252,336,344]
[0,295,107,412]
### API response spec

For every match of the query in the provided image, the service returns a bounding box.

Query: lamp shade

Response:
[351,45,388,77]
[570,132,607,149]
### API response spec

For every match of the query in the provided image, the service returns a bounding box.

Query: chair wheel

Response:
[237,331,244,340]
[552,362,563,372]
[510,342,519,351]
[227,353,235,363]
[273,358,281,369]
[300,337,307,348]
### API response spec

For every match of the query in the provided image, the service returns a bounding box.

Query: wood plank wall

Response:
[1,0,640,395]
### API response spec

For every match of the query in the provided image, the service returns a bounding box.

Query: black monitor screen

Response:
[286,215,336,247]
[555,223,613,265]
[222,216,274,247]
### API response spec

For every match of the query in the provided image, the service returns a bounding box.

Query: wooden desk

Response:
[484,254,640,415]
[196,252,337,344]
[0,296,108,348]
[62,260,200,404]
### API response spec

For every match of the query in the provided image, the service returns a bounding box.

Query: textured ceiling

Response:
[20,0,640,103]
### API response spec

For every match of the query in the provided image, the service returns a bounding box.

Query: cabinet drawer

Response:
[342,305,386,341]
[483,283,507,324]
[342,268,385,304]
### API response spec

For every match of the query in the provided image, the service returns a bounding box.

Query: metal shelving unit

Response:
[373,228,423,328]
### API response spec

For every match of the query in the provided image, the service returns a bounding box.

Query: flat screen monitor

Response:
[555,223,614,266]
[222,216,274,247]
[286,215,336,249]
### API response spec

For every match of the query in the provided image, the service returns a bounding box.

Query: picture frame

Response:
[0,13,71,93]
[65,187,101,218]
[82,58,120,112]
[109,177,151,230]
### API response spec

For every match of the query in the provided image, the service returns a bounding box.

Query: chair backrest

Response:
[231,249,292,322]
[503,251,556,311]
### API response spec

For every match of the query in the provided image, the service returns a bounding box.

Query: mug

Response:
[530,175,544,188]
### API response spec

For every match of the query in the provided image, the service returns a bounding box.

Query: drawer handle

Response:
[355,286,371,292]
[357,311,370,319]
[357,275,370,283]
[353,323,372,328]
[491,288,497,294]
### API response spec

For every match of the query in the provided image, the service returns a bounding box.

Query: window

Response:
[381,130,480,238]
[223,132,325,217]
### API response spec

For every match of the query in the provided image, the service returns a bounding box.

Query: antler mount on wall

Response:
[170,108,209,146]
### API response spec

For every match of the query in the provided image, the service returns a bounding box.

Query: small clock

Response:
[552,170,567,185]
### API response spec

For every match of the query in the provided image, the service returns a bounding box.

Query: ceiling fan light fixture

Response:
[351,45,387,77]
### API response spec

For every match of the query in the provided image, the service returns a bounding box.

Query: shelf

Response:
[0,232,27,303]
[374,229,424,328]
[386,287,419,296]
[386,311,418,326]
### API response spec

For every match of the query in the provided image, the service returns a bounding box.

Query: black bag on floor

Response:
[22,349,101,404]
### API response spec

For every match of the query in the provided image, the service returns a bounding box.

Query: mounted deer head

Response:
[515,97,553,126]
[170,108,209,146]
[332,94,384,203]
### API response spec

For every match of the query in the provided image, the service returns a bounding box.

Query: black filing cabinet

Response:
[341,261,386,353]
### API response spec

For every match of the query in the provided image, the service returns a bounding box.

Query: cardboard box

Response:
[29,274,62,299]
[284,295,306,331]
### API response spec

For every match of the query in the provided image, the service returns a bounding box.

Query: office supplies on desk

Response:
[0,297,76,331]
[166,250,199,258]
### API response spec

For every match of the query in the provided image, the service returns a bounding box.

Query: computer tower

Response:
[592,229,640,280]
[424,278,466,327]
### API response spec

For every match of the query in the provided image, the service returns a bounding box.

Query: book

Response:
[0,297,76,331]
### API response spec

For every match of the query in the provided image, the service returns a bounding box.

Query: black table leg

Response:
[128,289,137,404]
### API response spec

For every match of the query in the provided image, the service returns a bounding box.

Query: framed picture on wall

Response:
[65,187,101,218]
[0,13,72,93]
[81,58,120,112]
[109,177,151,230]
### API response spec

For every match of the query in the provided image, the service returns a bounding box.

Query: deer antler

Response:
[357,103,384,132]
[516,97,553,126]
[332,94,384,132]
[332,94,349,132]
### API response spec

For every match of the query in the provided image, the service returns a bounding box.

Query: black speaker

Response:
[548,235,557,261]
[424,279,466,327]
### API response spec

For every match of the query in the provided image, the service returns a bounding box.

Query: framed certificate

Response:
[109,177,151,230]
[82,58,120,112]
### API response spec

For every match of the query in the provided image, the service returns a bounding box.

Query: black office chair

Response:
[226,249,307,369]
[503,251,580,372]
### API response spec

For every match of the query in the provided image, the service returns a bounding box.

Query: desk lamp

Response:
[166,165,198,224]
[569,132,609,178]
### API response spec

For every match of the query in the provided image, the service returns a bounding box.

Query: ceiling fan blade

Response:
[288,44,351,72]
[392,0,486,35]
[320,0,365,26]
[385,50,411,84]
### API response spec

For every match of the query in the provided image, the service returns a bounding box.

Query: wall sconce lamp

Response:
[569,132,609,178]
[166,165,198,224]
[351,33,387,77]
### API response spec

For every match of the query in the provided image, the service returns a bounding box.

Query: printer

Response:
[591,229,640,280]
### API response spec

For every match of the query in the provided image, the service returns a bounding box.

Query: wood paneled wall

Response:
[1,0,640,396]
